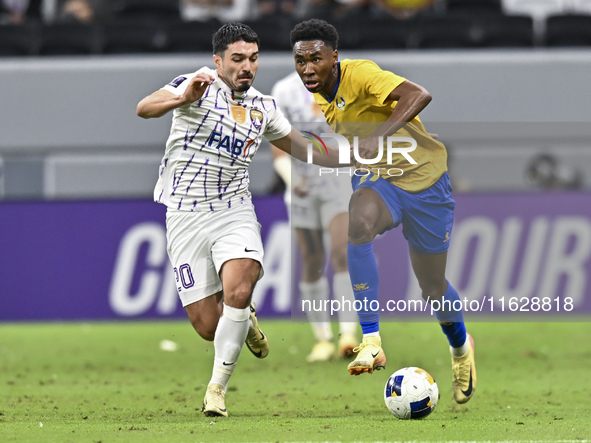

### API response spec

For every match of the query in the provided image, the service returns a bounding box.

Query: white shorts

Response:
[288,172,352,231]
[165,203,264,306]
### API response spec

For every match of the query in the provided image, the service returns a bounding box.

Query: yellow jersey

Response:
[313,59,447,193]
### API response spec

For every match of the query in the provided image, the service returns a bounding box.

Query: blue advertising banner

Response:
[0,198,287,321]
[1,193,591,321]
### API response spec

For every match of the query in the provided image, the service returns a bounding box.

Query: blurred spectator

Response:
[57,0,93,22]
[372,0,439,19]
[43,0,110,23]
[1,0,42,24]
[333,0,371,19]
[258,0,295,16]
[527,153,583,190]
[181,0,255,22]
[302,0,335,19]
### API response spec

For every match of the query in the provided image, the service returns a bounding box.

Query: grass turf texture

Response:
[1,321,590,442]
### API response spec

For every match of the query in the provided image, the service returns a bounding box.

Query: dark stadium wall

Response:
[1,50,591,198]
[1,50,591,153]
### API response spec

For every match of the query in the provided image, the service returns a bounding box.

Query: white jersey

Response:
[155,67,291,212]
[271,71,351,197]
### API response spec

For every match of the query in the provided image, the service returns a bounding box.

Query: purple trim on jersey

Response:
[228,199,232,208]
[233,169,247,196]
[183,127,190,151]
[215,88,229,112]
[158,189,164,202]
[230,122,238,157]
[217,169,223,200]
[184,110,211,150]
[271,98,277,110]
[159,158,168,177]
[225,169,240,193]
[203,168,208,200]
[211,116,225,163]
[259,96,268,112]
[197,84,211,107]
[210,203,214,212]
[177,197,183,210]
[186,158,208,195]
[228,123,239,167]
[192,200,198,211]
[172,152,195,196]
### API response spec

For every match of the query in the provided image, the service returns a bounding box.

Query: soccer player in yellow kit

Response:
[289,19,476,404]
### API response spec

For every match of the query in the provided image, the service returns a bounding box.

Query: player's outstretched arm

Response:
[136,73,214,119]
[385,80,432,123]
[272,128,350,167]
[356,80,432,161]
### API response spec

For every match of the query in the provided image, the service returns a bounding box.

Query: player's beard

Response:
[219,70,253,93]
[233,75,253,92]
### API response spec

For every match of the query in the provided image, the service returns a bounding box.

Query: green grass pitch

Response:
[1,320,590,442]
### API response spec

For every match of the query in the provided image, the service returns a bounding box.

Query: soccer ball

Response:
[384,367,439,419]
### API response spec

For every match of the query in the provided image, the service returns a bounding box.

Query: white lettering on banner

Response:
[539,217,591,306]
[109,222,175,316]
[406,216,591,307]
[447,217,498,301]
[491,217,549,303]
[252,221,291,313]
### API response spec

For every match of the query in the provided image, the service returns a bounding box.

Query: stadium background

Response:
[2,2,591,441]
[2,48,591,320]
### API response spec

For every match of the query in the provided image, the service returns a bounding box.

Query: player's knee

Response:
[348,213,377,244]
[191,319,217,341]
[224,284,253,308]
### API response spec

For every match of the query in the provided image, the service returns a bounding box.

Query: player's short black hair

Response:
[290,19,339,50]
[212,22,260,56]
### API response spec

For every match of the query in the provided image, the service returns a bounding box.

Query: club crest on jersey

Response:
[250,109,263,129]
[335,95,346,110]
[230,105,247,124]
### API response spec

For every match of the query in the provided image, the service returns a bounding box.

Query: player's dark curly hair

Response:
[290,19,339,50]
[212,22,260,56]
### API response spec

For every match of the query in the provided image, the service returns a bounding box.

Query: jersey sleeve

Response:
[271,80,292,121]
[263,100,292,142]
[161,74,191,96]
[354,60,407,105]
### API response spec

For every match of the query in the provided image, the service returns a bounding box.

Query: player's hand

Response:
[429,133,439,139]
[182,73,214,105]
[352,136,380,169]
[293,178,309,197]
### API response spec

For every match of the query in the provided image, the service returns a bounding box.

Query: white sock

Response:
[451,341,469,357]
[363,332,380,339]
[333,271,357,336]
[209,304,250,390]
[300,277,333,342]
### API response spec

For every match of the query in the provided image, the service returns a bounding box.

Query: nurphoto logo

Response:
[304,132,418,178]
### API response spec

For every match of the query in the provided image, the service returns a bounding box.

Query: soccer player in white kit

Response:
[136,23,343,417]
[271,72,358,362]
